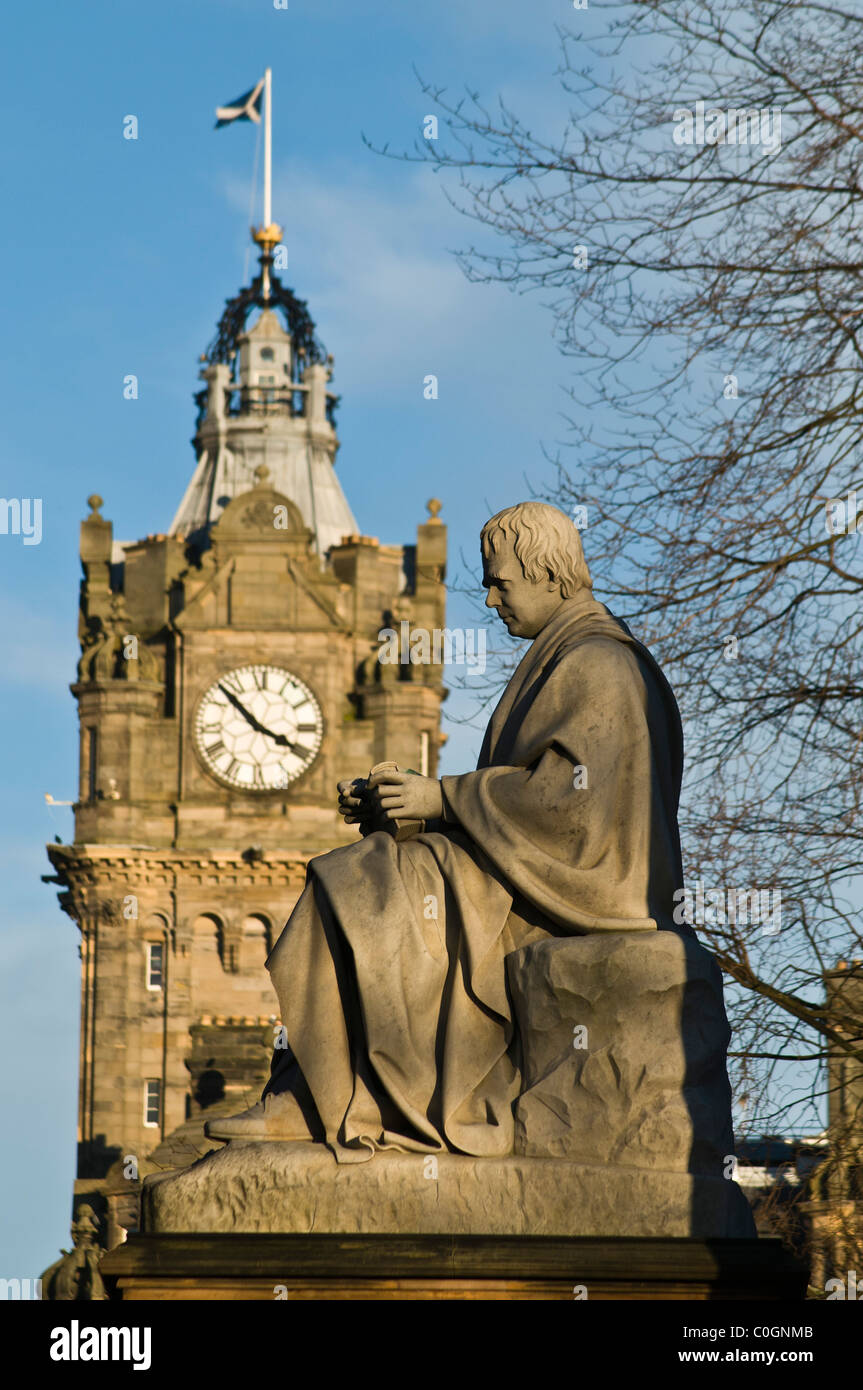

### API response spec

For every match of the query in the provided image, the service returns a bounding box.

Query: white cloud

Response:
[221,158,557,405]
[223,162,479,374]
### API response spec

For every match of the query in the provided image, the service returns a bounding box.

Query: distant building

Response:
[45,226,447,1251]
[734,961,863,1294]
[805,961,863,1291]
[734,1133,827,1266]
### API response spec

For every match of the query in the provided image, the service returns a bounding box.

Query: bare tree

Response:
[378,0,863,1268]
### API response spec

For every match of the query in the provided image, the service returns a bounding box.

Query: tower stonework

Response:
[805,962,863,1287]
[47,256,447,1247]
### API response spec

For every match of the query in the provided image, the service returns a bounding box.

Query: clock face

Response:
[194,665,323,791]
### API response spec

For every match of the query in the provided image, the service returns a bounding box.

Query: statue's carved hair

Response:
[480,502,592,597]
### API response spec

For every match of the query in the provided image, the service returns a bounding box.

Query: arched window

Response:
[146,942,164,990]
[190,914,226,1013]
[143,1079,161,1128]
[239,915,270,974]
[142,913,169,990]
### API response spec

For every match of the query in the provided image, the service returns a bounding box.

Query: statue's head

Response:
[480,501,592,638]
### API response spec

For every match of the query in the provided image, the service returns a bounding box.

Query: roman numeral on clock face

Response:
[198,667,322,790]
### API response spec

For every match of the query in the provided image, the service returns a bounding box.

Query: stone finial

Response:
[40,1204,108,1301]
[254,464,271,487]
[426,498,443,524]
[80,495,112,567]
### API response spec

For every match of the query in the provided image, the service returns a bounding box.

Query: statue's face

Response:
[482,541,566,638]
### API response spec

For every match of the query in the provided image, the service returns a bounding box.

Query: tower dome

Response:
[170,242,358,556]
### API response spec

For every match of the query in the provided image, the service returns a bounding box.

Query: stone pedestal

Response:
[104,930,778,1299]
[138,1141,754,1239]
[101,1233,807,1301]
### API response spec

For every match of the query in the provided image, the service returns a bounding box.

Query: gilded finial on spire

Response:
[252,222,284,303]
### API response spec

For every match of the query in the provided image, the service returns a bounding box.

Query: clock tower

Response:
[47,231,448,1248]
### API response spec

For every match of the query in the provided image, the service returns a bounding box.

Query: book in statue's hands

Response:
[356,760,425,842]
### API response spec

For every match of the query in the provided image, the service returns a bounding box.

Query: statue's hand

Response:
[367,770,443,824]
[337,778,373,828]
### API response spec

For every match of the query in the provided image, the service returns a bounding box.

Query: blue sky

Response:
[0,0,592,1275]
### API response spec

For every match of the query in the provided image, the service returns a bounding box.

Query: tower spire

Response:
[251,68,281,301]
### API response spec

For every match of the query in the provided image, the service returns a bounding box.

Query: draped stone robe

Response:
[265,594,685,1163]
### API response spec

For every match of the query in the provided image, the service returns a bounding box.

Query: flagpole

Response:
[250,67,280,303]
[264,67,272,230]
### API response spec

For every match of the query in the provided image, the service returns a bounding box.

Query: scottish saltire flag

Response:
[215,77,265,128]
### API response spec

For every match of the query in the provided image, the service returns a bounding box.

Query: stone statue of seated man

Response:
[206,501,691,1162]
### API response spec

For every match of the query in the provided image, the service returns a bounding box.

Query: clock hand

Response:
[217,684,275,736]
[217,684,311,755]
[218,684,290,743]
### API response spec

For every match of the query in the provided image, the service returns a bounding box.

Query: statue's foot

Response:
[204,1090,316,1142]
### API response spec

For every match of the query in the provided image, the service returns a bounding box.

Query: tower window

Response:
[143,1080,161,1128]
[419,730,430,777]
[146,942,164,991]
[260,347,275,361]
[259,373,276,406]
